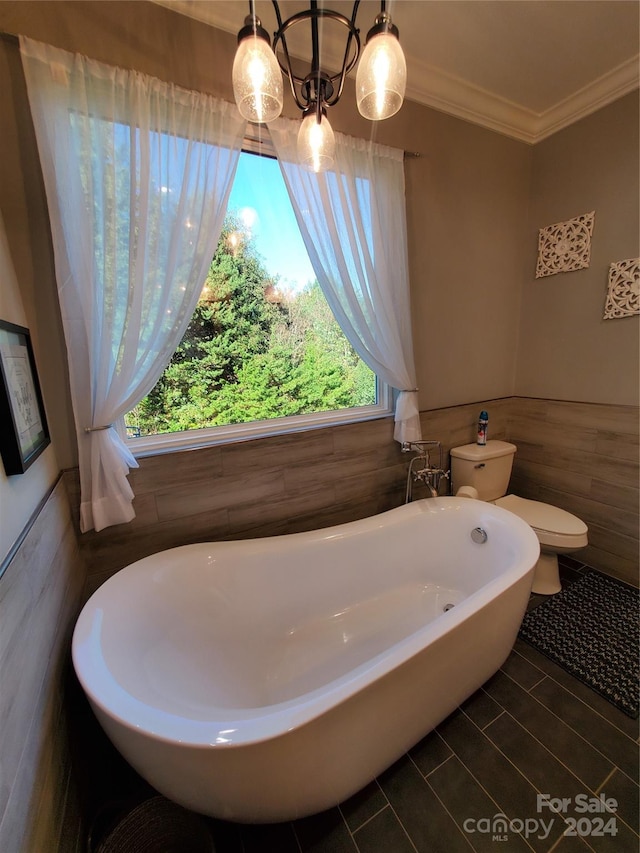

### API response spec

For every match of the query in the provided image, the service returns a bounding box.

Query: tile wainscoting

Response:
[508,398,639,586]
[63,396,638,595]
[65,414,410,596]
[0,477,85,853]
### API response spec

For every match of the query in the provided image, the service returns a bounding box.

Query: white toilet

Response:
[450,440,588,594]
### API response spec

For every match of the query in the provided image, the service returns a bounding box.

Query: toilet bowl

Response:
[450,441,588,595]
[494,494,588,594]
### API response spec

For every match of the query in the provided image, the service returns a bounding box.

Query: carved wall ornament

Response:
[603,258,640,319]
[535,211,595,278]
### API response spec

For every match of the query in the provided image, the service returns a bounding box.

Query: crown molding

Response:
[533,55,640,142]
[404,61,540,144]
[406,54,639,145]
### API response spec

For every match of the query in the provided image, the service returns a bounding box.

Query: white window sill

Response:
[122,395,393,459]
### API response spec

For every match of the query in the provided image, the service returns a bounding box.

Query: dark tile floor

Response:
[72,556,639,853]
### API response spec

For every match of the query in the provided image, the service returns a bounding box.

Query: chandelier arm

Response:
[323,0,360,107]
[271,0,284,30]
[311,0,320,78]
[271,1,303,108]
[273,8,360,88]
[271,1,308,110]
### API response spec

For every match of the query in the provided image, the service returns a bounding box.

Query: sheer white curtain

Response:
[269,117,421,445]
[20,37,246,532]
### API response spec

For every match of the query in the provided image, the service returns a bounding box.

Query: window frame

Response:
[121,129,392,458]
[119,386,392,458]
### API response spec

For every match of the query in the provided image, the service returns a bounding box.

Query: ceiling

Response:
[154,0,640,143]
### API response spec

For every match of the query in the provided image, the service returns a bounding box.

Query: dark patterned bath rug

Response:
[519,570,639,718]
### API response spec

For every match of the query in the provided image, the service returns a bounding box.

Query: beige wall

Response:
[0,208,60,565]
[402,110,531,410]
[516,92,640,405]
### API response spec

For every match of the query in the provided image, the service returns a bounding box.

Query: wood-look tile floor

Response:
[72,557,639,853]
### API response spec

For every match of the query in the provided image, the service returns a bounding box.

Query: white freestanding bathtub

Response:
[72,497,539,823]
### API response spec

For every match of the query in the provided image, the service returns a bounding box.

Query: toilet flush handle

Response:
[474,463,485,469]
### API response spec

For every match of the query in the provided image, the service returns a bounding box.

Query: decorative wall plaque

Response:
[535,211,595,278]
[603,258,640,319]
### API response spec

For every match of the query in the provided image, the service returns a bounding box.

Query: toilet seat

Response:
[495,494,588,549]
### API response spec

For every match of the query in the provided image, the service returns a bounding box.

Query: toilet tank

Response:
[450,440,517,501]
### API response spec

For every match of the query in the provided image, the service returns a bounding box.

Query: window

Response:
[124,146,390,455]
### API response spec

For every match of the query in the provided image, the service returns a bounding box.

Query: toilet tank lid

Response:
[450,440,517,461]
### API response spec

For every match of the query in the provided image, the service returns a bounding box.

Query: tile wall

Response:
[64,414,411,596]
[0,477,85,853]
[509,399,639,585]
[63,396,638,595]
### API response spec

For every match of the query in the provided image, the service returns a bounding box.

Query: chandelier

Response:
[232,0,407,172]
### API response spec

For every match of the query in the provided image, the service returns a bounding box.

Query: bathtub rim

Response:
[72,498,539,749]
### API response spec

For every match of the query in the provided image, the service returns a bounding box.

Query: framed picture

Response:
[0,320,50,475]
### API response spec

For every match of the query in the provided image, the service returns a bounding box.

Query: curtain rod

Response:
[1,30,423,160]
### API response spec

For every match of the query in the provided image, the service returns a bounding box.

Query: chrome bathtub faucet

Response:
[403,440,450,503]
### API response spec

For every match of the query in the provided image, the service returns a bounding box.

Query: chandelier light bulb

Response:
[297,112,335,173]
[232,32,283,123]
[356,29,406,121]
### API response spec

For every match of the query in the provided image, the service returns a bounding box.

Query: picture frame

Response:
[0,319,50,475]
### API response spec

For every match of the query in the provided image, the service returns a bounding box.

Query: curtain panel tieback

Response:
[84,424,113,433]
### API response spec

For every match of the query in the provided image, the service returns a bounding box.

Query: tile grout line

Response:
[474,703,507,731]
[595,766,617,797]
[289,821,304,853]
[382,800,421,853]
[335,803,358,852]
[595,767,640,840]
[408,747,455,779]
[341,801,390,837]
[525,673,548,693]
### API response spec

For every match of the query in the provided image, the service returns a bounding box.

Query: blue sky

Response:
[227,151,316,294]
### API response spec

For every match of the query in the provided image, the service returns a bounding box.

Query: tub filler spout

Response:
[404,439,449,502]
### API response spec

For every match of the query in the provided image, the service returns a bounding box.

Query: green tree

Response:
[134,214,285,432]
[287,282,375,409]
[128,217,376,436]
